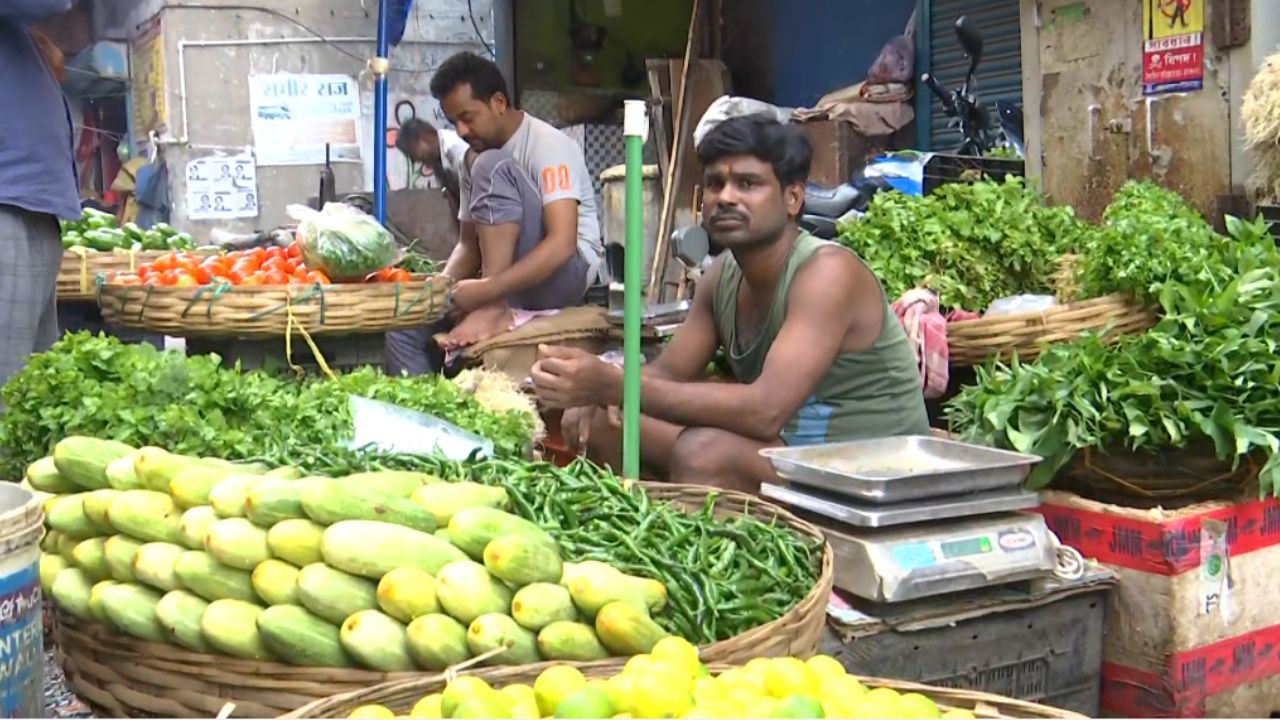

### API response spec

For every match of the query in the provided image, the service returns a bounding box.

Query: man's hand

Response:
[561,405,620,454]
[531,345,618,409]
[449,278,499,313]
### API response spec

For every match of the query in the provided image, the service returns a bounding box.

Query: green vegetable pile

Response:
[0,333,534,479]
[61,208,195,252]
[836,177,1088,310]
[947,181,1280,495]
[253,448,821,644]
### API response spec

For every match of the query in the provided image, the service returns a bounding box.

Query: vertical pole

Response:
[622,100,648,480]
[373,0,391,224]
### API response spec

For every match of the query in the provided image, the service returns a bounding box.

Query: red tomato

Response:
[137,265,153,279]
[143,276,162,287]
[173,272,198,288]
[287,242,303,259]
[305,270,331,285]
[193,267,213,285]
[153,253,176,272]
[386,268,411,283]
[265,246,286,262]
[263,270,290,285]
[291,264,308,281]
[239,273,261,286]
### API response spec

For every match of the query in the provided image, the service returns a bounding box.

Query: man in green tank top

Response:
[531,116,929,493]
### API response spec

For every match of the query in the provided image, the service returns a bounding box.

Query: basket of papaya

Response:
[96,246,450,338]
[56,216,204,302]
[35,437,831,718]
[282,649,1082,719]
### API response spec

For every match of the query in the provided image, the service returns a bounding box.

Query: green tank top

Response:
[712,232,930,446]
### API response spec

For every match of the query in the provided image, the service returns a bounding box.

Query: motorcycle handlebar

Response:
[921,73,956,114]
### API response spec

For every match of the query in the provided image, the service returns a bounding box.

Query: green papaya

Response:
[205,518,270,570]
[536,621,610,662]
[81,489,120,530]
[53,436,136,490]
[70,537,110,581]
[178,506,219,550]
[295,563,378,625]
[103,535,142,582]
[155,590,211,651]
[105,454,144,491]
[593,601,669,656]
[406,614,470,670]
[434,559,512,625]
[511,583,577,631]
[26,456,79,494]
[265,519,325,567]
[170,466,239,509]
[251,559,300,606]
[342,471,438,497]
[100,583,167,643]
[201,599,276,660]
[40,554,70,597]
[339,610,415,672]
[87,580,118,627]
[133,447,203,493]
[257,604,352,667]
[47,494,108,540]
[466,613,539,666]
[51,568,94,619]
[107,490,182,544]
[321,520,465,580]
[133,542,186,592]
[410,482,509,528]
[483,533,563,587]
[447,507,548,560]
[300,479,436,532]
[208,475,260,519]
[375,567,439,623]
[245,478,315,527]
[173,551,258,603]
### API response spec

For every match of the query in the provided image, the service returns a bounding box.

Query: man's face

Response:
[441,83,506,151]
[701,155,801,249]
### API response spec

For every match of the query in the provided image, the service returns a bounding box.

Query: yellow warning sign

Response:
[1143,0,1203,41]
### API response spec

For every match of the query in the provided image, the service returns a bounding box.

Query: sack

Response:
[287,202,398,281]
[867,36,914,85]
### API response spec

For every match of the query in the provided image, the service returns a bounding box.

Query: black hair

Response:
[430,52,509,104]
[395,117,437,156]
[695,115,812,188]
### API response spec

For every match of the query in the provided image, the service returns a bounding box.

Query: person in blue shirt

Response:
[0,1,80,387]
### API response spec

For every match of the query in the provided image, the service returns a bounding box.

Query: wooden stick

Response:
[647,0,702,301]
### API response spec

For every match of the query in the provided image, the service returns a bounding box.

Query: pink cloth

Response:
[891,289,950,399]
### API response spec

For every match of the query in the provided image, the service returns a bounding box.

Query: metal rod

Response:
[622,99,648,480]
[373,0,390,223]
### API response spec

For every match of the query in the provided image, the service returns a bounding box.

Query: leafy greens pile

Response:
[0,333,534,479]
[947,181,1280,495]
[836,177,1089,310]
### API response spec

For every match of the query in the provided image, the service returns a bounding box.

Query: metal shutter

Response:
[926,0,1023,151]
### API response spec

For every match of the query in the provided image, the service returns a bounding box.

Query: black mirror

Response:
[955,16,984,65]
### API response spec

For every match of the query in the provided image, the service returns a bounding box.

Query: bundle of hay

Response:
[1243,51,1280,202]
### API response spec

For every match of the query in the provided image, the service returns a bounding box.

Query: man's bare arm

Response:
[616,249,861,441]
[442,221,481,280]
[487,199,578,297]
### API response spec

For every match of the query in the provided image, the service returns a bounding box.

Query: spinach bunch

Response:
[948,207,1280,496]
[836,177,1087,311]
[0,334,534,479]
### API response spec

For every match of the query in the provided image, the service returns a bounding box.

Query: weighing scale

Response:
[760,436,1061,604]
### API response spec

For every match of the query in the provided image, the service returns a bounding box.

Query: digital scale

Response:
[759,436,1059,604]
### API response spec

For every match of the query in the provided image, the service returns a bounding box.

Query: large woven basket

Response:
[55,483,833,718]
[57,249,171,302]
[1056,443,1261,508]
[97,275,451,338]
[947,293,1156,366]
[281,662,1082,719]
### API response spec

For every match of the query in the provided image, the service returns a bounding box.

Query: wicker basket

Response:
[97,275,451,338]
[57,249,170,302]
[1056,443,1261,508]
[947,293,1156,366]
[281,662,1083,719]
[55,483,833,718]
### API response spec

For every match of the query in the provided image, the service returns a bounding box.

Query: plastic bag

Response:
[693,96,795,147]
[287,202,399,281]
[348,396,493,460]
[984,295,1059,318]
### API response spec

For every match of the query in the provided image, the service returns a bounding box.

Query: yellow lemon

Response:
[899,692,941,719]
[820,674,866,703]
[606,673,638,715]
[744,657,774,677]
[501,684,537,708]
[652,636,701,678]
[940,710,977,720]
[348,704,395,719]
[805,655,847,683]
[441,677,497,718]
[850,688,904,719]
[554,687,615,718]
[535,665,588,717]
[716,668,766,697]
[508,700,540,719]
[630,673,693,719]
[764,657,819,699]
[624,653,657,676]
[408,693,444,719]
[692,677,725,707]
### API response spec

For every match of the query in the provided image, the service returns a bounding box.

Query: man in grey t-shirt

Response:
[385,52,603,375]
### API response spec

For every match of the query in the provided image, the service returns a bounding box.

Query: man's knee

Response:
[668,428,724,481]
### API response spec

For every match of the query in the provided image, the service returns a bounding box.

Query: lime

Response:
[765,658,820,698]
[631,673,693,718]
[408,693,444,719]
[771,694,826,718]
[348,704,395,719]
[453,696,511,719]
[899,692,941,719]
[441,677,497,718]
[555,687,615,718]
[535,666,589,717]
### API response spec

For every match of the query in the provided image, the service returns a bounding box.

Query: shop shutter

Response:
[926,0,1023,151]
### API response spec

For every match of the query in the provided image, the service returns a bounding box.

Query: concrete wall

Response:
[147,0,494,239]
[1021,0,1279,220]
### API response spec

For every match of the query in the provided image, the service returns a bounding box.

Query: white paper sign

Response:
[249,73,363,166]
[185,154,258,220]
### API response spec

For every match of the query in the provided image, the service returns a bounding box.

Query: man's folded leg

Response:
[385,317,453,376]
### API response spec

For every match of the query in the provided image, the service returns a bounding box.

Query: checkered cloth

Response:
[0,204,61,390]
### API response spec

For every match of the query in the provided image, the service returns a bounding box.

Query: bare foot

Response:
[443,303,513,348]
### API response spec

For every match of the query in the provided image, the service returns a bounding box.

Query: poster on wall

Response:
[1142,0,1204,96]
[130,14,166,149]
[185,154,258,220]
[249,74,362,166]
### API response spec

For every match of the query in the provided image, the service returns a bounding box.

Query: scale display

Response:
[940,536,992,559]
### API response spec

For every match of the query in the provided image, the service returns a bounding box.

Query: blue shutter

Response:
[926,0,1023,151]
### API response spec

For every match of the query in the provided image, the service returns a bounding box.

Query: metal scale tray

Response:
[759,435,1040,504]
[760,482,1041,528]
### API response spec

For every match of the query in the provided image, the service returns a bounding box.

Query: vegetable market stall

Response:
[57,210,201,303]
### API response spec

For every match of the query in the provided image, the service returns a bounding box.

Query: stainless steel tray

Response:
[759,482,1042,528]
[759,436,1040,504]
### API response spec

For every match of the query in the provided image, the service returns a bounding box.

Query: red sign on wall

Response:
[1142,0,1204,95]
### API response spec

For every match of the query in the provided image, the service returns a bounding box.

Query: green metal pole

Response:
[621,100,646,480]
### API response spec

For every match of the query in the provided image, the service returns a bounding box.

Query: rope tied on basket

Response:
[441,644,510,686]
[249,282,329,324]
[68,245,90,293]
[182,281,234,320]
[284,296,337,381]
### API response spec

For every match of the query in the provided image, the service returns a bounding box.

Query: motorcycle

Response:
[798,15,1024,239]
